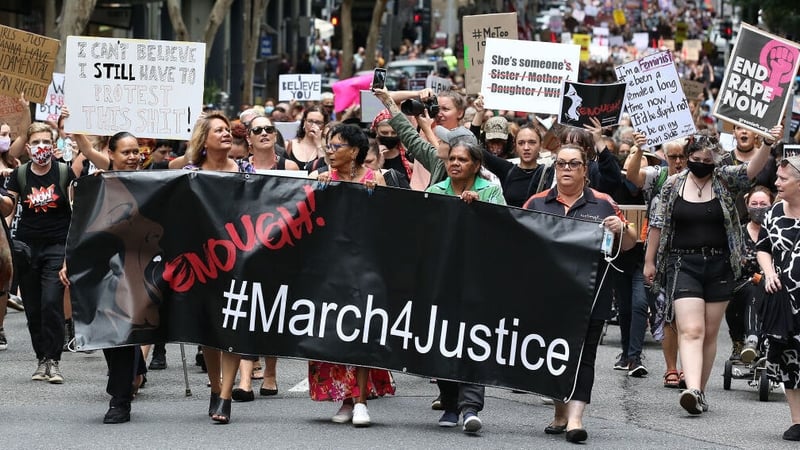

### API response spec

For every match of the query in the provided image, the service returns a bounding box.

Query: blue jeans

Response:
[616,265,650,361]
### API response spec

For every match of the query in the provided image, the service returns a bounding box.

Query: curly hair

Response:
[329,124,369,165]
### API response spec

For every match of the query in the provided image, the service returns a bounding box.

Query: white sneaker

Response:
[331,403,354,423]
[352,402,370,427]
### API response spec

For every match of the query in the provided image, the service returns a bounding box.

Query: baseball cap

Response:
[433,126,478,147]
[484,116,509,141]
[780,155,800,174]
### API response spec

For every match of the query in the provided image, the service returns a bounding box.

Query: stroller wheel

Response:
[758,369,770,401]
[723,360,732,390]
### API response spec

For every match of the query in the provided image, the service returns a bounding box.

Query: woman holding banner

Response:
[644,127,780,416]
[308,124,390,428]
[524,144,636,444]
[184,111,255,424]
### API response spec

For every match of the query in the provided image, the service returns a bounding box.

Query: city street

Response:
[0,306,795,449]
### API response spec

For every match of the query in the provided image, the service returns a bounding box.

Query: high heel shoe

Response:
[211,398,232,424]
[208,392,221,417]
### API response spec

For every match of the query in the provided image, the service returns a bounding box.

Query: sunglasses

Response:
[250,126,276,135]
[666,154,687,160]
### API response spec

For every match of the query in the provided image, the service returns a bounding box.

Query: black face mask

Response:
[687,160,715,178]
[747,206,769,225]
[377,135,400,149]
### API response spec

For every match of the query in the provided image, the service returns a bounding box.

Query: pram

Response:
[722,339,781,401]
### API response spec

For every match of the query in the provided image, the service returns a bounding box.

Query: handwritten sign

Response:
[680,79,705,101]
[425,75,452,94]
[278,74,321,101]
[713,23,800,137]
[0,25,60,103]
[682,39,702,62]
[462,13,518,94]
[481,38,580,115]
[573,34,591,62]
[35,72,65,122]
[63,36,206,140]
[615,51,696,147]
[0,94,29,138]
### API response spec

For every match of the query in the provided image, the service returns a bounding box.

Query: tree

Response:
[242,0,270,105]
[55,0,98,72]
[733,0,800,40]
[339,0,354,79]
[165,0,234,64]
[362,0,388,71]
[166,0,190,42]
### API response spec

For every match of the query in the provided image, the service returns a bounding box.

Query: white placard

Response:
[360,90,385,124]
[609,35,624,48]
[425,75,452,94]
[572,9,586,22]
[633,32,649,51]
[481,38,580,115]
[274,120,300,141]
[592,26,609,46]
[35,72,65,122]
[63,36,206,140]
[278,74,322,102]
[614,51,696,148]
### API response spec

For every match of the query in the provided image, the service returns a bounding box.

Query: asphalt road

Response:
[0,307,795,449]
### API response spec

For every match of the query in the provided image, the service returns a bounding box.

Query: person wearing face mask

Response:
[726,125,780,221]
[0,122,19,352]
[6,122,77,385]
[370,110,413,186]
[644,127,779,416]
[729,186,775,363]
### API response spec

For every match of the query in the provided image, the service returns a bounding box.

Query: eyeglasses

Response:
[250,126,276,135]
[326,143,350,153]
[555,160,584,170]
[666,154,687,160]
[306,119,325,126]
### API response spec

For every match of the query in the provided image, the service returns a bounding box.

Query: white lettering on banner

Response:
[720,56,773,118]
[225,279,571,376]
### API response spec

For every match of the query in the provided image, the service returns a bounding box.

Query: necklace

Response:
[689,176,709,197]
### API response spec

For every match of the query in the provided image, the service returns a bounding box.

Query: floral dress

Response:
[308,361,395,401]
[756,202,800,388]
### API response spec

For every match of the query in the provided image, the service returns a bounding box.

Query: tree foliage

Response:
[733,0,800,40]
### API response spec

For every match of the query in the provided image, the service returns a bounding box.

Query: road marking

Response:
[289,378,309,392]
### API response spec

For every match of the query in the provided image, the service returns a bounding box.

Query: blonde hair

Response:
[26,122,55,142]
[187,111,230,165]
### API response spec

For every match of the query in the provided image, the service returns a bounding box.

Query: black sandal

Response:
[208,392,221,417]
[211,398,231,424]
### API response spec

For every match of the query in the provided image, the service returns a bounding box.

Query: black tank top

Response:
[670,196,726,250]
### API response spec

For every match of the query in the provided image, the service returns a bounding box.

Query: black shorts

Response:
[665,253,734,303]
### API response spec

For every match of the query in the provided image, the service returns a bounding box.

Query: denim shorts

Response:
[665,252,734,303]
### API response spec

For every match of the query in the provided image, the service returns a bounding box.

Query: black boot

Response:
[103,400,131,424]
[149,343,167,370]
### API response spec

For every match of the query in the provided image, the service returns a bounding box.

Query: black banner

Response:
[66,171,604,400]
[558,80,627,128]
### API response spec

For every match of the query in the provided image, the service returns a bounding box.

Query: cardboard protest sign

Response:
[0,94,29,138]
[278,74,322,101]
[462,13,518,94]
[682,39,702,62]
[558,81,627,128]
[713,22,800,137]
[425,75,452,94]
[615,51,696,147]
[63,36,206,140]
[0,25,60,103]
[680,79,705,101]
[481,38,580,115]
[35,72,64,122]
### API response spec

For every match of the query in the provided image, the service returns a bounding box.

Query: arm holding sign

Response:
[63,106,112,171]
[624,132,650,188]
[746,125,782,180]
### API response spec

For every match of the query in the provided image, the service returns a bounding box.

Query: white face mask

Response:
[30,144,53,166]
[0,135,10,153]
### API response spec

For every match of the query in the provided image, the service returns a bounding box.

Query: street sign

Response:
[260,35,273,58]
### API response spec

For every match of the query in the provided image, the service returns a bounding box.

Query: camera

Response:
[400,96,440,117]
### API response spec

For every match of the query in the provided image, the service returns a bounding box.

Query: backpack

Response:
[16,161,71,201]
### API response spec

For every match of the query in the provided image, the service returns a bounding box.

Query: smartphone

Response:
[372,68,386,90]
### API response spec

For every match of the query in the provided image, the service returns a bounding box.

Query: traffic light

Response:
[413,8,422,25]
[331,14,339,26]
[720,19,733,40]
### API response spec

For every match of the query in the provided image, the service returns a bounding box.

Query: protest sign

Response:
[0,94,29,138]
[425,74,452,94]
[683,39,702,62]
[274,121,300,142]
[278,74,322,101]
[63,36,206,140]
[573,34,591,62]
[462,13,518,94]
[558,81,627,128]
[67,171,605,399]
[35,72,65,122]
[481,39,580,115]
[632,33,649,51]
[0,25,60,103]
[359,90,385,124]
[613,9,626,26]
[712,22,800,137]
[615,51,696,147]
[680,79,705,101]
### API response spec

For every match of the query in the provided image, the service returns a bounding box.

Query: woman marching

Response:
[644,126,780,415]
